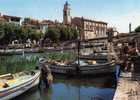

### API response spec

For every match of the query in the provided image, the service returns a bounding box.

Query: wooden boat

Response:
[49,64,76,75]
[79,54,108,60]
[48,61,116,75]
[79,62,116,75]
[0,70,40,100]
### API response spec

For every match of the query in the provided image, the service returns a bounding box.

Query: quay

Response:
[113,72,140,100]
[111,32,140,100]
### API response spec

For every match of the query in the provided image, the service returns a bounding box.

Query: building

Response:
[22,18,61,34]
[107,27,118,36]
[72,17,107,40]
[63,2,108,40]
[0,13,21,25]
[22,17,40,29]
[0,13,5,22]
[40,20,55,33]
[63,1,71,25]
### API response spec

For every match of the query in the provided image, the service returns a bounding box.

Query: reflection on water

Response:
[13,76,115,100]
[0,53,116,100]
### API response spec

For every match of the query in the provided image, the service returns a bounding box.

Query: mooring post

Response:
[78,38,80,66]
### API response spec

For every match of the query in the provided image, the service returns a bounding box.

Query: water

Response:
[0,53,116,100]
[13,76,115,100]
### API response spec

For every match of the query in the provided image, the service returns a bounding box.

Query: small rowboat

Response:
[0,70,40,100]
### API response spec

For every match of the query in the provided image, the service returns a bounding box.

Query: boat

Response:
[49,64,76,75]
[79,61,115,75]
[79,53,108,60]
[47,60,116,75]
[0,70,40,100]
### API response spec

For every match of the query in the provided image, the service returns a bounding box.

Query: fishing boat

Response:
[0,70,40,100]
[79,53,108,60]
[79,61,115,75]
[47,60,116,75]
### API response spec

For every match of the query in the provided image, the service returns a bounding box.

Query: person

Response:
[126,40,137,72]
[38,58,53,88]
[122,43,129,71]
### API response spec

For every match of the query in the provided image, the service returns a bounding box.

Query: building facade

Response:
[0,13,21,25]
[22,18,40,29]
[40,20,56,33]
[107,27,118,36]
[0,13,5,22]
[22,18,61,34]
[72,17,107,40]
[63,2,108,40]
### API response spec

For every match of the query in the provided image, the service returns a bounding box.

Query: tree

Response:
[45,28,60,43]
[0,21,44,45]
[44,25,79,43]
[60,26,69,41]
[59,26,78,41]
[135,25,140,32]
[30,31,43,41]
[2,23,22,43]
[0,23,5,40]
[71,28,78,40]
[0,23,5,45]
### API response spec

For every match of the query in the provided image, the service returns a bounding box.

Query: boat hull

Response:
[0,70,40,100]
[49,62,116,75]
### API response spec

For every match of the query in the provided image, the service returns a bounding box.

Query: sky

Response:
[0,0,140,33]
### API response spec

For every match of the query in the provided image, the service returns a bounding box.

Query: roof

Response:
[23,18,40,25]
[72,17,107,24]
[3,15,21,19]
[0,16,5,21]
[65,1,70,6]
[40,20,54,25]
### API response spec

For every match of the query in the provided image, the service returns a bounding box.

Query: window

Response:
[64,11,67,16]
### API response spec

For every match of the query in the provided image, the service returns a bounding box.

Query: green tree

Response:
[60,26,69,41]
[0,22,44,45]
[45,28,60,42]
[0,23,5,40]
[59,26,78,41]
[71,28,78,40]
[135,25,140,32]
[44,26,79,42]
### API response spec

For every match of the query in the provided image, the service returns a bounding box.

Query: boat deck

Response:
[0,73,33,89]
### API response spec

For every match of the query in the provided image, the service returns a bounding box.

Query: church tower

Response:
[63,1,71,25]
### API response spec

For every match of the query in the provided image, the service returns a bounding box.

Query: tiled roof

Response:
[72,17,107,24]
[3,15,21,19]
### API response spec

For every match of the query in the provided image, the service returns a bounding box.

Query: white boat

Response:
[0,70,40,100]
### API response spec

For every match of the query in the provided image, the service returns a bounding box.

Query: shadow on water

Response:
[0,53,117,100]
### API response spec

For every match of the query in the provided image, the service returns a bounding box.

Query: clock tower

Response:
[63,1,71,25]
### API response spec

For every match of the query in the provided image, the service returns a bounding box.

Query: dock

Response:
[113,72,140,100]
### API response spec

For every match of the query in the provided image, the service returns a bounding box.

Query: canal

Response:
[0,53,116,100]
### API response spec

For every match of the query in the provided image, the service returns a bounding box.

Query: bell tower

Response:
[63,1,71,25]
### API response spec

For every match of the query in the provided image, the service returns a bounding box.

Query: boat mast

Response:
[77,36,80,67]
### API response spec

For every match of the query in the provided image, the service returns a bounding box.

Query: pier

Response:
[113,72,140,100]
[112,33,140,100]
